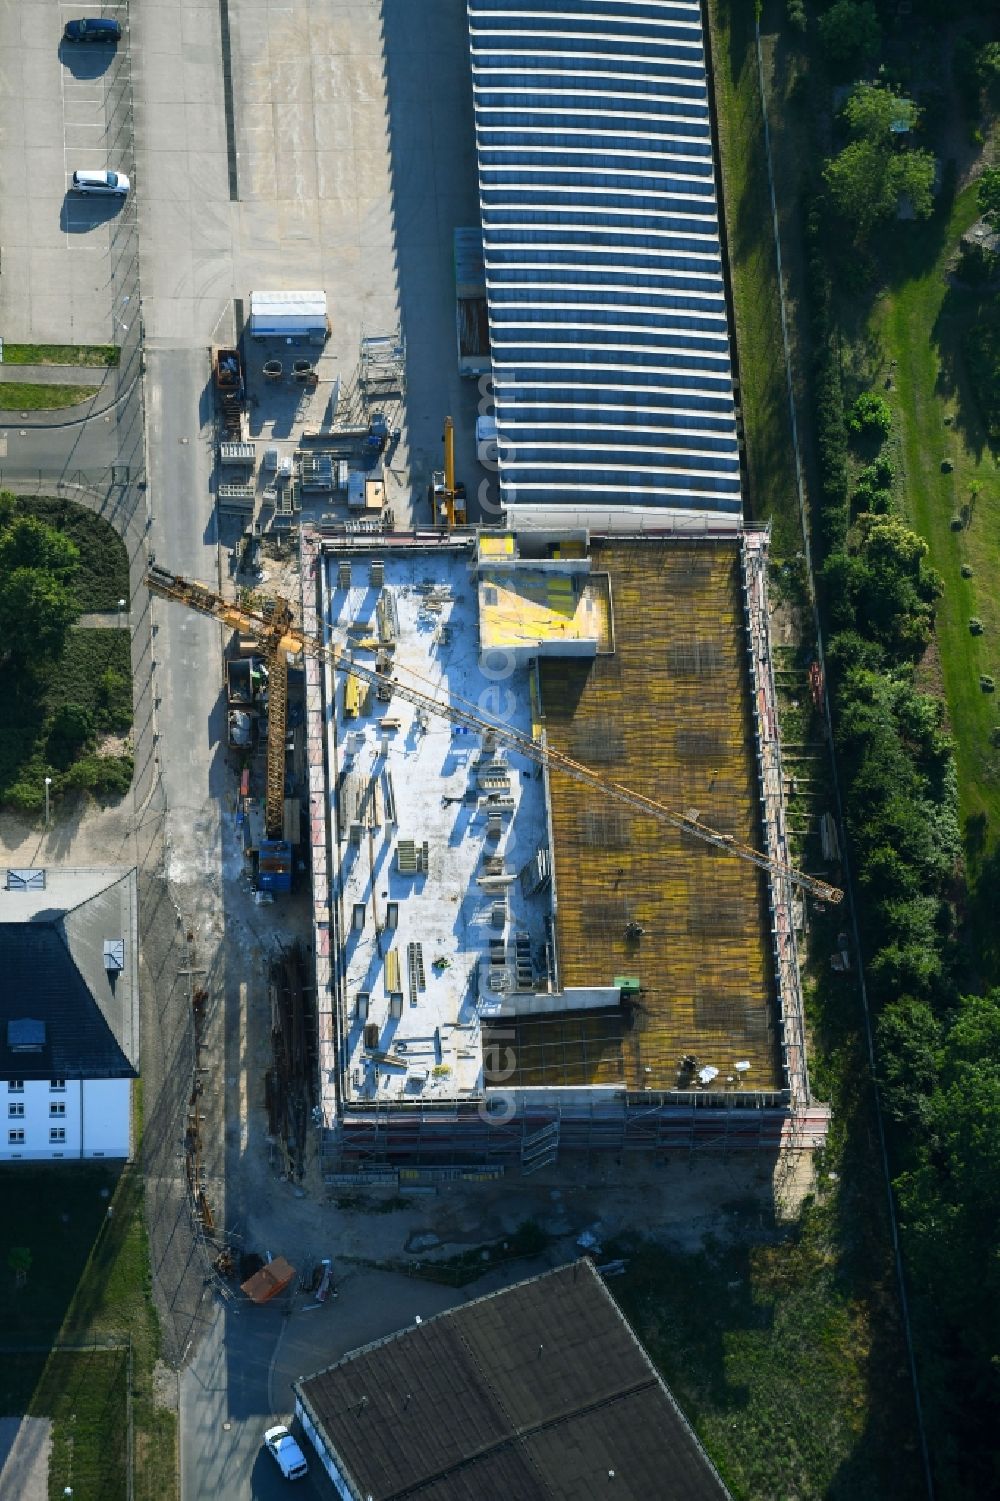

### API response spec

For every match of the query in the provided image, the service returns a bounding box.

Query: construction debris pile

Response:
[266,943,316,1179]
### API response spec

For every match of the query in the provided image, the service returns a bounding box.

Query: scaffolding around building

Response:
[358,325,406,401]
[298,525,833,1171]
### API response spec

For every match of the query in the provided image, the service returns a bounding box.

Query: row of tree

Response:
[795,6,1000,1492]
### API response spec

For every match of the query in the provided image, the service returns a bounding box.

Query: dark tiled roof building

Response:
[294,1259,730,1500]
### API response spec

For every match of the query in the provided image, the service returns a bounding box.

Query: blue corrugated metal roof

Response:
[467,0,742,516]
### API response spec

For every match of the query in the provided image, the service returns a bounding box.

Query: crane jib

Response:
[145,567,844,905]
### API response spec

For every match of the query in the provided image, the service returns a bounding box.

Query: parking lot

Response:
[0,1,135,347]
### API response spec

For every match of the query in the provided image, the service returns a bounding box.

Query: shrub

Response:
[786,0,806,33]
[961,564,974,578]
[818,0,880,76]
[969,618,984,635]
[849,392,893,439]
[854,482,893,515]
[47,703,95,769]
[95,668,133,734]
[63,754,133,798]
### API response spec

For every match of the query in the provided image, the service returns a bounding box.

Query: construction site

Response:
[144,0,839,1177]
[294,522,834,1170]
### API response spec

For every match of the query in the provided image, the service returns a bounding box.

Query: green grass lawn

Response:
[0,1153,176,1501]
[0,382,98,411]
[871,184,1000,854]
[610,1201,919,1501]
[17,495,130,612]
[2,343,119,368]
[31,1349,129,1501]
[707,0,800,554]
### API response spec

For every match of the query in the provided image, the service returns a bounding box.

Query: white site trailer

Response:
[249,290,328,342]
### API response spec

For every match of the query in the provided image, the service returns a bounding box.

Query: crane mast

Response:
[260,597,293,839]
[146,565,844,905]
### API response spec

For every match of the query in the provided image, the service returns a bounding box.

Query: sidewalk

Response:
[0,362,112,386]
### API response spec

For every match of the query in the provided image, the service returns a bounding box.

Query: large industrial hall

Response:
[283,0,833,1169]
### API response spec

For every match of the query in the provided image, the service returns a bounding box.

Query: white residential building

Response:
[1,867,139,1162]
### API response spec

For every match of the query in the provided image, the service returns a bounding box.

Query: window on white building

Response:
[50,1079,66,1092]
[8,1103,25,1118]
[49,1128,66,1144]
[49,1102,66,1118]
[7,1080,24,1093]
[8,1129,25,1145]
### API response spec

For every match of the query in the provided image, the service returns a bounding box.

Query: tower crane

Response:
[146,565,843,905]
[430,415,466,526]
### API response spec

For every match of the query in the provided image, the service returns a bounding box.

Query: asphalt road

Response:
[181,1270,466,1501]
[2,4,493,1498]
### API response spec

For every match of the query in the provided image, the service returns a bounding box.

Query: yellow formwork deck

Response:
[478,569,613,655]
[499,539,779,1094]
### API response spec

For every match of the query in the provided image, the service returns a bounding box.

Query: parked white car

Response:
[70,169,130,197]
[263,1424,309,1481]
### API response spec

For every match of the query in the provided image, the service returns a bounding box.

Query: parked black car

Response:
[63,18,122,44]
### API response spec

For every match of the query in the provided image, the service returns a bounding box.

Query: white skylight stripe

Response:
[474,106,709,125]
[486,280,725,299]
[489,306,728,328]
[492,358,733,380]
[470,11,702,33]
[493,387,734,406]
[473,86,708,107]
[472,65,705,87]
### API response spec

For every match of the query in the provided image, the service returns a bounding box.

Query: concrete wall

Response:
[493,986,620,1017]
[294,1398,355,1501]
[82,1079,131,1157]
[2,1077,131,1161]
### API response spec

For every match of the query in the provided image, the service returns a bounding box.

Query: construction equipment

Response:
[146,565,844,904]
[430,416,467,527]
[454,227,491,379]
[213,347,246,440]
[330,410,394,457]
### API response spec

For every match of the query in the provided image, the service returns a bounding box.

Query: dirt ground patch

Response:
[223,1143,813,1289]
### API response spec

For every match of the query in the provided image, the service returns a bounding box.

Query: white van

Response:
[70,169,130,197]
[476,414,499,467]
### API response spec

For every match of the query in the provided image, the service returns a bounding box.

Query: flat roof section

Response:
[295,1259,732,1501]
[478,567,613,657]
[492,538,779,1094]
[467,0,742,516]
[323,551,550,1104]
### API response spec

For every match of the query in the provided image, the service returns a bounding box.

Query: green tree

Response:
[888,150,936,220]
[818,0,881,74]
[0,566,79,663]
[849,391,893,437]
[843,83,917,139]
[977,165,1000,230]
[977,41,1000,105]
[0,515,79,582]
[825,82,936,239]
[824,140,895,235]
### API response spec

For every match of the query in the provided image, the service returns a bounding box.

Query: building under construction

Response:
[301,523,830,1169]
[293,0,833,1168]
